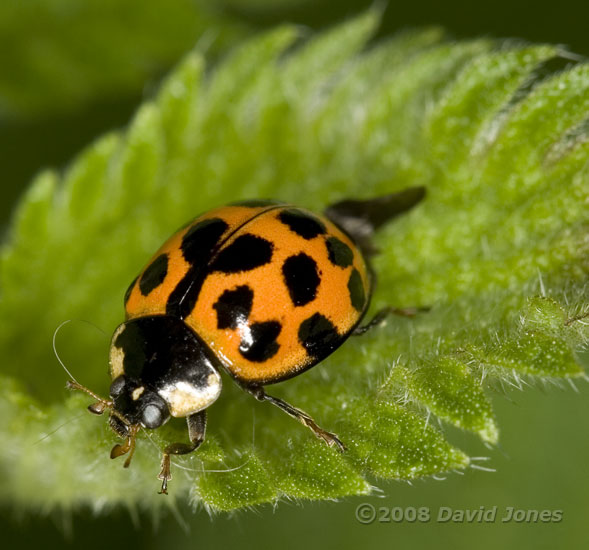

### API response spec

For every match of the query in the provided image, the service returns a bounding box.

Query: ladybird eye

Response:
[110,376,126,397]
[141,404,163,429]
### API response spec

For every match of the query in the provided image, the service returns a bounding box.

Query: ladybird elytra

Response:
[67,187,426,493]
[124,203,372,385]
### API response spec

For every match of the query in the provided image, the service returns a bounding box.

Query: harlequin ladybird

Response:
[68,187,425,493]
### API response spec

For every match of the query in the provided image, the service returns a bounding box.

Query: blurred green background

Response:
[1,0,588,548]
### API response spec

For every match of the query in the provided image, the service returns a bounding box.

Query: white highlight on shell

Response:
[158,371,222,417]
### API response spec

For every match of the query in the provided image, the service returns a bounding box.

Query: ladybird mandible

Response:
[68,187,426,493]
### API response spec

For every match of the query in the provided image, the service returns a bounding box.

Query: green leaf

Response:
[1,11,588,513]
[388,359,498,444]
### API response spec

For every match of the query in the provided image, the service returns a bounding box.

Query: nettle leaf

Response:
[1,11,588,513]
[0,0,249,120]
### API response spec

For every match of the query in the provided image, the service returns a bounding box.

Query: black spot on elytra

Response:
[347,268,366,311]
[298,313,339,357]
[181,218,229,264]
[239,321,282,362]
[213,285,254,329]
[139,254,168,296]
[124,276,138,305]
[212,234,273,273]
[282,253,320,307]
[325,236,354,267]
[166,217,228,318]
[278,209,326,240]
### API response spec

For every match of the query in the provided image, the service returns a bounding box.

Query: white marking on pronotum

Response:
[158,374,222,417]
[109,323,127,379]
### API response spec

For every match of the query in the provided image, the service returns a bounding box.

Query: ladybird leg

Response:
[110,424,139,467]
[353,305,431,335]
[158,410,207,495]
[324,186,426,256]
[246,386,346,452]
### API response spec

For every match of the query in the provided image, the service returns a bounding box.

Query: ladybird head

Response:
[108,374,170,431]
[67,315,223,468]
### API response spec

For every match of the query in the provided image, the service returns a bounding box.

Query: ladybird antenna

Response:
[178,459,251,474]
[65,379,107,402]
[53,318,109,383]
[139,428,251,474]
[53,319,79,383]
[54,320,117,416]
[65,380,134,429]
[31,412,87,446]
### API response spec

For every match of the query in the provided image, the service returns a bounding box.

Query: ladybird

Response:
[68,186,425,493]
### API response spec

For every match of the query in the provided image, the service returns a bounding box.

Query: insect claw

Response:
[110,443,129,459]
[158,454,172,495]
